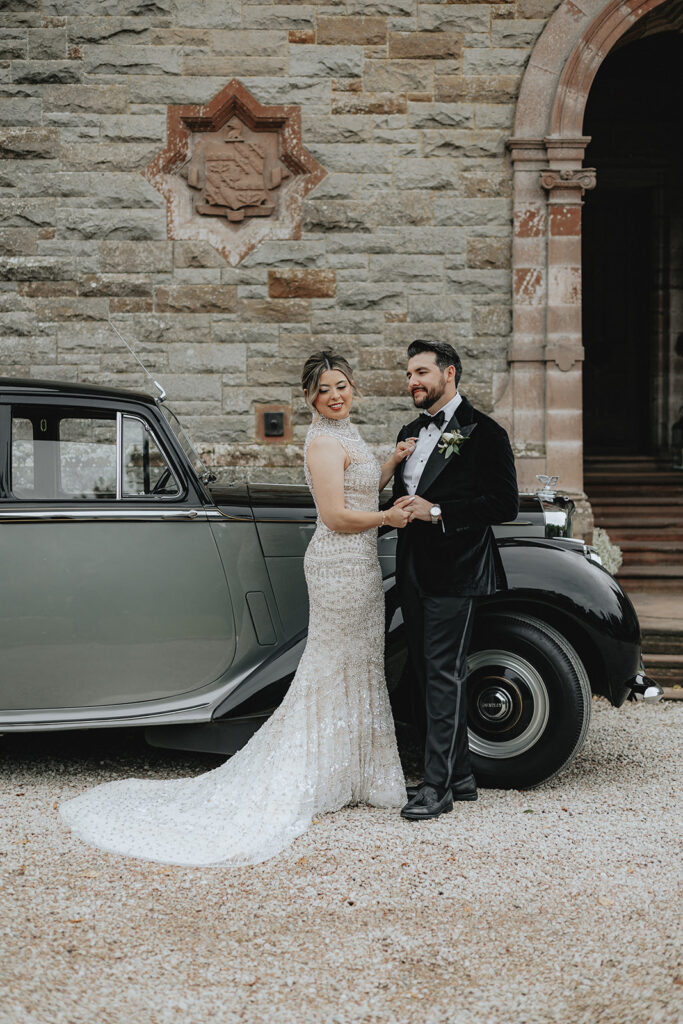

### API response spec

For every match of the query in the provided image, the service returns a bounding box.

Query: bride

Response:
[60,351,415,866]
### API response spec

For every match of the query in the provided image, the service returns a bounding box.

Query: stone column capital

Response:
[540,168,597,194]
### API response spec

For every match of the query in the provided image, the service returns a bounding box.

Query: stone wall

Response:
[0,0,564,482]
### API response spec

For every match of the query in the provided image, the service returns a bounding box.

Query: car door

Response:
[0,396,235,712]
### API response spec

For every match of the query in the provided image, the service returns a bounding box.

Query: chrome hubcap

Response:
[467,649,550,759]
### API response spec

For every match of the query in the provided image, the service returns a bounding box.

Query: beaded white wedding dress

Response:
[60,414,406,866]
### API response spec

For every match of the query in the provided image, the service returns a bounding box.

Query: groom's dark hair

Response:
[407,339,462,386]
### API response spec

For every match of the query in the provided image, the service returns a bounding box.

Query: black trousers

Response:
[398,551,475,792]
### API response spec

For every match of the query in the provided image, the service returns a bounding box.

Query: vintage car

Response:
[0,378,661,788]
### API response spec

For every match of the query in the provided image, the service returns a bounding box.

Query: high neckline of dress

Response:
[312,413,355,434]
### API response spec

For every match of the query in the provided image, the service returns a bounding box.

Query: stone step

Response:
[619,566,683,591]
[641,653,683,686]
[619,540,683,552]
[641,631,683,655]
[595,515,683,528]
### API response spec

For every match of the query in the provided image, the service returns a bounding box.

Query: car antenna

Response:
[107,316,167,403]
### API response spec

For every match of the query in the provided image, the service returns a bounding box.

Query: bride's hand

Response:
[385,504,412,529]
[393,437,417,464]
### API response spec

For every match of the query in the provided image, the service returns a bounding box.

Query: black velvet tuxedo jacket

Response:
[391,396,519,597]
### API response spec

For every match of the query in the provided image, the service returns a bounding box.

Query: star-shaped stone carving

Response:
[144,79,326,266]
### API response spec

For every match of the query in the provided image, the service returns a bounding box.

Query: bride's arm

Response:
[378,437,417,491]
[307,436,409,533]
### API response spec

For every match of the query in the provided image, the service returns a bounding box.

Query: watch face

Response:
[430,505,441,517]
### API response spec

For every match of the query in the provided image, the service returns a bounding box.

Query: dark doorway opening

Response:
[582,29,683,457]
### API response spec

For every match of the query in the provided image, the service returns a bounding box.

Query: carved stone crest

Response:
[144,80,326,266]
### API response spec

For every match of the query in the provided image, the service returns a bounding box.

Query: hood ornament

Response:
[536,474,559,499]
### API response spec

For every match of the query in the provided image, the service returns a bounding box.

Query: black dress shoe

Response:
[401,785,454,821]
[451,773,478,802]
[406,775,478,802]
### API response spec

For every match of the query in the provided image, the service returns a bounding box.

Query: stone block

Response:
[100,115,165,143]
[474,103,514,130]
[368,254,443,283]
[422,128,505,159]
[28,28,67,59]
[173,241,226,269]
[331,93,407,115]
[395,158,461,191]
[43,84,128,113]
[303,200,372,233]
[33,296,109,322]
[79,274,152,298]
[238,298,310,323]
[59,143,158,172]
[368,192,435,227]
[173,0,241,28]
[268,269,336,299]
[463,48,530,76]
[417,5,492,33]
[336,282,406,310]
[468,237,510,269]
[289,29,316,44]
[99,241,173,274]
[43,0,120,13]
[212,322,279,346]
[290,45,364,79]
[11,61,82,85]
[472,304,511,335]
[242,6,316,32]
[0,333,56,364]
[463,171,512,197]
[408,295,471,323]
[241,241,327,268]
[389,32,463,60]
[69,16,151,44]
[154,285,237,314]
[181,56,287,77]
[0,91,42,126]
[57,208,166,241]
[245,357,302,387]
[109,297,153,313]
[446,268,510,296]
[0,127,58,160]
[0,30,27,61]
[346,0,414,13]
[492,19,545,47]
[0,229,37,256]
[408,102,473,129]
[317,16,387,46]
[435,75,520,104]
[518,0,563,17]
[311,308,383,334]
[168,342,246,375]
[434,197,510,227]
[364,59,434,95]
[82,44,181,76]
[0,255,73,281]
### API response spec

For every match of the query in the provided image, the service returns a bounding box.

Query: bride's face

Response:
[313,369,353,420]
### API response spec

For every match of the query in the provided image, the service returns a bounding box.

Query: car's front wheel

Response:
[467,613,592,789]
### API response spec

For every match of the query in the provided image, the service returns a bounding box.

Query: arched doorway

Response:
[582,27,683,457]
[503,0,677,535]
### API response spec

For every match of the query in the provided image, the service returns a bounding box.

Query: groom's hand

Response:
[394,494,433,522]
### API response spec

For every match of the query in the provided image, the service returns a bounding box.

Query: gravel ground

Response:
[1,699,681,1024]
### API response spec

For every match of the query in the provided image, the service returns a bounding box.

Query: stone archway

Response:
[499,0,671,532]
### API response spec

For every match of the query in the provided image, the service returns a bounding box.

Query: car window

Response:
[59,417,117,499]
[10,416,35,495]
[10,408,117,500]
[122,416,180,497]
[9,405,181,502]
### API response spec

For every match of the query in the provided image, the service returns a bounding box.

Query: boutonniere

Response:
[437,423,477,459]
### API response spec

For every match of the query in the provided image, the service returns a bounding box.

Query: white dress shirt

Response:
[403,391,462,496]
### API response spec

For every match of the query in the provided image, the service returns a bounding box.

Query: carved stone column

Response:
[507,135,595,513]
[542,139,595,496]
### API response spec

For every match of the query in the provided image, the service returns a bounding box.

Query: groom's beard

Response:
[411,377,447,410]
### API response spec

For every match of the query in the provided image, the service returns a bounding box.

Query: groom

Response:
[391,339,519,820]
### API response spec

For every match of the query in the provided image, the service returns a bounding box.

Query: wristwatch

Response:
[429,504,442,525]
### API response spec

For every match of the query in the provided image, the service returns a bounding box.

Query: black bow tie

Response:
[416,409,445,431]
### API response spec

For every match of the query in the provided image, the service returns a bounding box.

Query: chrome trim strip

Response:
[115,410,122,500]
[0,507,206,522]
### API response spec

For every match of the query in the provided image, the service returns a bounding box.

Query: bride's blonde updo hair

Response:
[301,350,358,411]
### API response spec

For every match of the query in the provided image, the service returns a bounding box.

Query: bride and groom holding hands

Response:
[61,339,519,866]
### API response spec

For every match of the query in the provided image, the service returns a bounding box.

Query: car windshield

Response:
[159,402,215,484]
